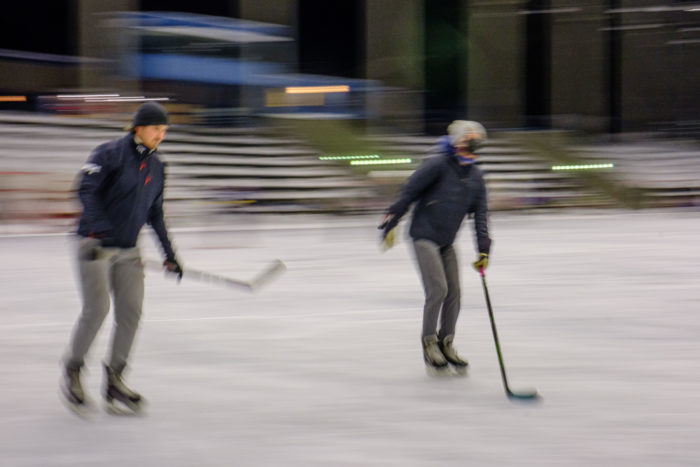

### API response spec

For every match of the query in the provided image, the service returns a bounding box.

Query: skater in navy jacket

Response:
[61,101,182,411]
[379,120,491,374]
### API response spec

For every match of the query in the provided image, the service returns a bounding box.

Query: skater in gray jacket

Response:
[379,120,491,374]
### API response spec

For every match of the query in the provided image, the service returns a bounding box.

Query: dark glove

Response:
[378,214,399,251]
[472,253,489,272]
[163,256,183,281]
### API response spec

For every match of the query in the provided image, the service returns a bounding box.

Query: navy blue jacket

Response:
[387,136,491,253]
[76,134,175,259]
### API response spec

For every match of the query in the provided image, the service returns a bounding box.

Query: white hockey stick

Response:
[144,259,286,293]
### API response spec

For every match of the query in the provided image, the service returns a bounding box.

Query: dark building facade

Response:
[1,0,698,134]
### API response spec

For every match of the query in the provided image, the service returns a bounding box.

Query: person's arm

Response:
[471,176,492,271]
[148,189,183,280]
[381,157,443,231]
[473,180,491,255]
[77,147,115,238]
[148,190,175,258]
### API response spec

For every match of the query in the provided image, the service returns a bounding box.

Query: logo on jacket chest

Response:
[139,160,152,185]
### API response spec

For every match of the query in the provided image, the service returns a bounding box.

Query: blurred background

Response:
[1,0,699,227]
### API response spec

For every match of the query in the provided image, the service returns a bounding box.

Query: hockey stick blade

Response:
[506,388,540,401]
[143,259,285,293]
[248,259,286,292]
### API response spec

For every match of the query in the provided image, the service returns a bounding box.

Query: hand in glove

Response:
[381,226,396,251]
[378,214,399,251]
[163,256,183,281]
[472,253,489,272]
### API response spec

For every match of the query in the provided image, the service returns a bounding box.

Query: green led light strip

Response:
[552,163,614,171]
[319,155,380,161]
[350,158,412,166]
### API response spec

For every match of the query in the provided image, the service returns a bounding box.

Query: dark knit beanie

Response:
[132,101,169,127]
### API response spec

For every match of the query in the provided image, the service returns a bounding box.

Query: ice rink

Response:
[1,210,699,466]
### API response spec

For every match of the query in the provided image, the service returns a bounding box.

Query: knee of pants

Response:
[79,300,111,327]
[445,285,461,302]
[426,283,448,303]
[114,305,142,328]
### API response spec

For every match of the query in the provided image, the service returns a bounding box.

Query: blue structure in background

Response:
[112,11,378,119]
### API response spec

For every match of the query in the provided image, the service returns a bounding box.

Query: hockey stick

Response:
[144,259,286,293]
[479,268,539,401]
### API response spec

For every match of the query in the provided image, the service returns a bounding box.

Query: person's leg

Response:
[103,247,144,408]
[107,247,144,373]
[62,237,112,404]
[65,237,112,369]
[437,244,461,340]
[412,239,448,338]
[437,244,468,369]
[413,239,449,369]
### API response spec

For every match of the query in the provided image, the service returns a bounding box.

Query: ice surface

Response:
[1,210,699,466]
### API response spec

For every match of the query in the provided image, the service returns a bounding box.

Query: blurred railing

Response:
[0,112,377,228]
[1,112,700,231]
[363,131,700,211]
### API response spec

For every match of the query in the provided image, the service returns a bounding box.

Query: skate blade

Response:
[59,388,92,418]
[450,364,469,377]
[425,364,451,378]
[103,398,145,416]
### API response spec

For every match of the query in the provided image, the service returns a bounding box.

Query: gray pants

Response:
[65,237,144,373]
[413,239,461,339]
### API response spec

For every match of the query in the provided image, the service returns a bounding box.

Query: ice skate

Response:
[60,365,91,415]
[103,364,144,414]
[422,335,450,377]
[439,335,469,376]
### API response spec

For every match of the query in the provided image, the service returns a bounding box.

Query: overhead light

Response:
[320,155,380,161]
[84,96,170,102]
[351,158,412,166]
[285,86,350,94]
[518,7,581,15]
[56,94,120,100]
[607,6,700,13]
[0,95,26,102]
[552,163,614,171]
[600,24,664,31]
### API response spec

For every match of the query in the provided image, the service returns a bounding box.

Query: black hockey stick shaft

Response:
[479,269,539,400]
[479,269,512,392]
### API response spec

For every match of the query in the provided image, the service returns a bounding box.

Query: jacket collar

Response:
[130,135,156,158]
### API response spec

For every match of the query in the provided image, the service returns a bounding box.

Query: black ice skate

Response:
[422,335,449,376]
[103,364,143,414]
[439,335,469,375]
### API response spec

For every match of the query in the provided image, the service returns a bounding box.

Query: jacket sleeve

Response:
[387,157,443,220]
[77,146,115,235]
[473,175,492,254]
[147,174,176,260]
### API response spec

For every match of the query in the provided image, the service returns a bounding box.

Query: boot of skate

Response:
[439,334,469,371]
[422,335,448,369]
[104,364,142,409]
[62,364,86,405]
